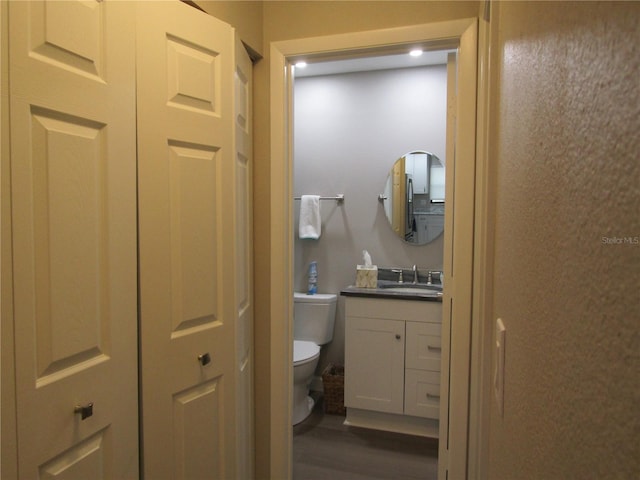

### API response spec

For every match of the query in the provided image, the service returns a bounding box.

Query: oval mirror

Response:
[381,151,445,245]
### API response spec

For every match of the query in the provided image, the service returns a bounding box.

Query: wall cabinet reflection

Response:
[382,151,445,245]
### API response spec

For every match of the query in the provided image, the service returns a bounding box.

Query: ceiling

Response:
[294,49,454,78]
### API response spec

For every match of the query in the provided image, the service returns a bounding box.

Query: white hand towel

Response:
[299,195,321,239]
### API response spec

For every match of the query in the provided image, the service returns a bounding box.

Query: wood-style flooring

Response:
[293,397,438,480]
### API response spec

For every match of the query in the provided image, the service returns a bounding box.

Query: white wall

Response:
[293,64,448,369]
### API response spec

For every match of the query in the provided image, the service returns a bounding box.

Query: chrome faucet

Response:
[426,271,433,285]
[412,265,419,284]
[391,269,404,284]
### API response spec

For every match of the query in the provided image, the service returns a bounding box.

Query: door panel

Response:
[8,1,137,478]
[30,108,109,381]
[25,0,104,80]
[38,430,108,480]
[173,379,223,479]
[136,2,237,478]
[168,142,220,334]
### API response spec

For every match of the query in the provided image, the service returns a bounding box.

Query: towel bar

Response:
[294,194,344,204]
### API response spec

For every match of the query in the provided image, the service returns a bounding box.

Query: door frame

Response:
[268,17,487,479]
[1,1,19,478]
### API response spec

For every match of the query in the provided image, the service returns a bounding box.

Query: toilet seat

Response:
[293,340,320,366]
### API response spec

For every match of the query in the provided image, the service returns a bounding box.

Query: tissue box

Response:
[355,265,378,288]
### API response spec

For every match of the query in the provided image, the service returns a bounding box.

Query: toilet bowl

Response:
[292,292,337,425]
[293,340,321,425]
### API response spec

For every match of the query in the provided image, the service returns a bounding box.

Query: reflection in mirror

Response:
[382,151,445,245]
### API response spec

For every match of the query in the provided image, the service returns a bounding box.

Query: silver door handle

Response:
[74,402,94,420]
[198,352,211,366]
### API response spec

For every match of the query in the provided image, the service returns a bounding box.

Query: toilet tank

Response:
[293,292,337,345]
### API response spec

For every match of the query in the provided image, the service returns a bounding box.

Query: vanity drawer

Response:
[404,369,440,419]
[405,321,441,371]
[345,297,441,323]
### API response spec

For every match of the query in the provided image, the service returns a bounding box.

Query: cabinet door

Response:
[345,317,405,414]
[426,214,445,243]
[406,321,442,371]
[412,152,428,193]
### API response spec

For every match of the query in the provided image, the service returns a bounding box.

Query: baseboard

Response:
[344,408,439,438]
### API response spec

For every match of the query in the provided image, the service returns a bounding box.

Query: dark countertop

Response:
[340,284,443,303]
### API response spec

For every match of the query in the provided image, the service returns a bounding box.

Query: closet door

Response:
[234,34,255,479]
[136,2,239,478]
[8,1,138,478]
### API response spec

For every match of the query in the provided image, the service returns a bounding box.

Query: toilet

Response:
[293,292,337,425]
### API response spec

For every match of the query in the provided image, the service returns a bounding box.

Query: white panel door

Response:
[136,2,238,478]
[8,1,138,478]
[233,35,255,479]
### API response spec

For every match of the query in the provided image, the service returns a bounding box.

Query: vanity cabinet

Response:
[344,296,442,438]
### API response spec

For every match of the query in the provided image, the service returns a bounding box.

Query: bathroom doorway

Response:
[291,50,451,478]
[269,18,479,479]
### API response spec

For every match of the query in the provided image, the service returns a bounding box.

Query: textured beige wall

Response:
[193,1,263,55]
[488,2,640,478]
[252,2,479,477]
[263,0,478,41]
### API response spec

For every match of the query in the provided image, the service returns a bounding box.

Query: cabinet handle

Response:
[427,345,441,352]
[426,393,440,400]
[395,334,401,340]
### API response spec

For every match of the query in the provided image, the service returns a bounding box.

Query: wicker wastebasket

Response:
[321,363,346,415]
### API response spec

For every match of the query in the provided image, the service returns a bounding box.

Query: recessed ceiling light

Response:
[409,49,423,57]
[295,61,307,68]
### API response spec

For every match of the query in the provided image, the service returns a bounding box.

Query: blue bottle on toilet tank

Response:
[307,261,317,295]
